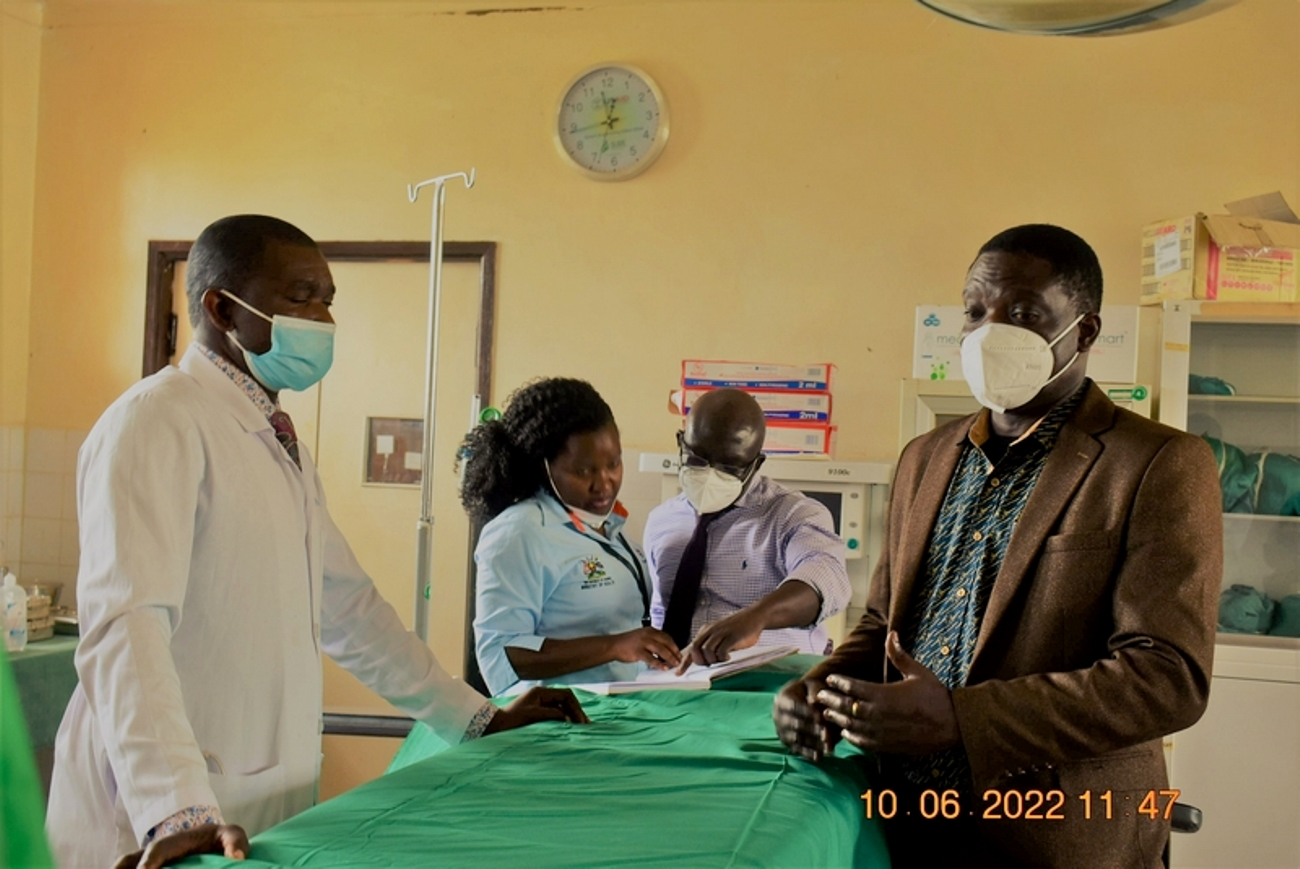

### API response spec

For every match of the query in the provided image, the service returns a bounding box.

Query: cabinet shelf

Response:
[1215,633,1300,652]
[1210,633,1300,688]
[1182,300,1300,325]
[1189,395,1300,406]
[1157,299,1300,867]
[1222,512,1300,524]
[1211,633,1300,684]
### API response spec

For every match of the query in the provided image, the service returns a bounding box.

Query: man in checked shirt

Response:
[643,388,852,671]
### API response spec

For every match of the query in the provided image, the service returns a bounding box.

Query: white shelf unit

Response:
[1154,300,1300,869]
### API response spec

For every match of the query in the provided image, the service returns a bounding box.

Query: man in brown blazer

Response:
[774,225,1221,868]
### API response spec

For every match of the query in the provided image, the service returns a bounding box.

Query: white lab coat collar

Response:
[178,343,274,435]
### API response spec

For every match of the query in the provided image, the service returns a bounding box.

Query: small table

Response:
[9,635,79,800]
[8,635,78,751]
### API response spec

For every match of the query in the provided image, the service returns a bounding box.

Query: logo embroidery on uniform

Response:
[581,557,608,583]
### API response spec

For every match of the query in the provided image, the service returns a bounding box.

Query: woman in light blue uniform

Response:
[462,378,682,696]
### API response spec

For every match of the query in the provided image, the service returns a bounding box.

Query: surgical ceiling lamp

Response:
[915,0,1236,35]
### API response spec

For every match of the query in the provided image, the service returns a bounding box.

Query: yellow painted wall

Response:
[22,0,1300,462]
[1,1,42,427]
[11,0,1300,803]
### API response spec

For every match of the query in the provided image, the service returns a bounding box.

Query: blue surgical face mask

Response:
[220,290,335,392]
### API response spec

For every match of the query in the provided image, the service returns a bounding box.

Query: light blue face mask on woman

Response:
[220,290,336,392]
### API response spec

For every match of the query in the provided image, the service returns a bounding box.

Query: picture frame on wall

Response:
[364,417,424,487]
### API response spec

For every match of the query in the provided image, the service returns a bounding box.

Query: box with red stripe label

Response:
[762,422,836,456]
[680,388,832,422]
[682,360,833,392]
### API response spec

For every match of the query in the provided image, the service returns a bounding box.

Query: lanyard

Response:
[562,510,652,627]
[600,533,652,628]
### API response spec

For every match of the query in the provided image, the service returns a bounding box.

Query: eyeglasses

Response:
[677,431,758,482]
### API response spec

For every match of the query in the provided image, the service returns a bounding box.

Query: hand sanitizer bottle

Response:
[3,572,27,652]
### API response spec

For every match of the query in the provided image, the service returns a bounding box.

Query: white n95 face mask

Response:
[961,313,1086,414]
[679,466,746,515]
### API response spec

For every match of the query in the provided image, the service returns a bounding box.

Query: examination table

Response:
[179,655,891,868]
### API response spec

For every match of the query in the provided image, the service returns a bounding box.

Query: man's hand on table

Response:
[114,823,249,869]
[484,686,591,734]
[816,631,960,755]
[774,677,840,761]
[675,607,765,674]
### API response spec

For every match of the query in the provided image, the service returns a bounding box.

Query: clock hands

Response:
[597,92,622,154]
[599,94,619,128]
[566,95,621,136]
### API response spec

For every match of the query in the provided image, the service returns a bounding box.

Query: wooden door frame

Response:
[142,239,497,691]
[142,240,497,405]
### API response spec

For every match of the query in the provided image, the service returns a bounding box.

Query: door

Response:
[306,259,481,682]
[298,259,484,799]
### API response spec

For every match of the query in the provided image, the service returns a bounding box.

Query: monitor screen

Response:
[800,490,842,536]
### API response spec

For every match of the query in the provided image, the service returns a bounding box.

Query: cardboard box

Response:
[678,388,832,422]
[763,422,836,456]
[682,360,833,392]
[1141,213,1300,303]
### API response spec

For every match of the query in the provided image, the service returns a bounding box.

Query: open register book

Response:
[571,645,799,695]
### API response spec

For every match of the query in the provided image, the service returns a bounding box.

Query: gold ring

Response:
[851,701,860,718]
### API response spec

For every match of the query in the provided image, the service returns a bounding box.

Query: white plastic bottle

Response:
[3,572,27,653]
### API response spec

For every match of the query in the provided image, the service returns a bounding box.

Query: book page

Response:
[635,645,798,685]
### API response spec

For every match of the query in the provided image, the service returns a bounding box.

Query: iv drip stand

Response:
[408,168,475,642]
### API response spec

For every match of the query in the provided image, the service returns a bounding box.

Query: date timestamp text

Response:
[861,788,1182,821]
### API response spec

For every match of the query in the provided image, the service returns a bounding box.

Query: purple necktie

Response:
[269,410,301,470]
[662,510,728,648]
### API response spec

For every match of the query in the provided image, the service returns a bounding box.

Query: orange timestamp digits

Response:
[1076,789,1181,821]
[861,788,1182,821]
[981,789,1066,820]
[861,789,965,820]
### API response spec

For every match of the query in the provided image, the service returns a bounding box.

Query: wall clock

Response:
[555,63,669,181]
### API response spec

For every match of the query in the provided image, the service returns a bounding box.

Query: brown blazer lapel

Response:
[889,427,967,630]
[971,386,1113,663]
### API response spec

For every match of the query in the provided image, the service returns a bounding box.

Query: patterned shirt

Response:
[147,804,225,843]
[145,346,495,844]
[644,475,851,654]
[898,381,1090,795]
[196,343,278,419]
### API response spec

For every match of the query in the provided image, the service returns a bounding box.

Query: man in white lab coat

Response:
[47,215,587,869]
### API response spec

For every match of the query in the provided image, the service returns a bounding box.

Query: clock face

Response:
[555,64,669,180]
